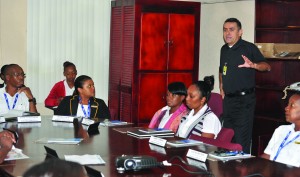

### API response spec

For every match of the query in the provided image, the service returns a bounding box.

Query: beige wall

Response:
[199,0,255,93]
[0,0,27,70]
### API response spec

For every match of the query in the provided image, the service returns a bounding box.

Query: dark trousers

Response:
[222,92,256,154]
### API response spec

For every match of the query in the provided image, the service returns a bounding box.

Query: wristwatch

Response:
[28,97,37,105]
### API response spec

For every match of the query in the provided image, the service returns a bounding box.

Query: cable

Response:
[243,173,265,177]
[168,156,189,165]
[161,156,215,177]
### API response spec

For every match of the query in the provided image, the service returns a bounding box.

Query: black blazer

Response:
[55,95,111,121]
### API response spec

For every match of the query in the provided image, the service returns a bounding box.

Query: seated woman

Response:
[148,82,189,132]
[261,92,300,167]
[55,75,111,121]
[44,61,77,107]
[176,77,221,139]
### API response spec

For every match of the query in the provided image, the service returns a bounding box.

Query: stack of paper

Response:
[5,147,29,161]
[209,151,252,161]
[52,115,76,122]
[100,120,128,127]
[36,138,83,145]
[166,139,202,147]
[127,128,174,139]
[65,154,105,165]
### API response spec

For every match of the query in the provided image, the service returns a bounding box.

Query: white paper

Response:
[2,109,24,118]
[149,136,167,147]
[64,154,105,165]
[5,147,29,161]
[0,116,5,123]
[35,137,83,145]
[52,115,75,122]
[209,153,252,161]
[17,116,41,123]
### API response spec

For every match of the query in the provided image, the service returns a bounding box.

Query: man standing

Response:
[219,18,271,153]
[0,64,37,115]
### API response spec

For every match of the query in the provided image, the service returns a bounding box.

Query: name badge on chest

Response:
[223,62,227,75]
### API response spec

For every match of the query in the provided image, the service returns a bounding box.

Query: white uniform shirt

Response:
[0,87,30,115]
[76,104,89,117]
[64,80,75,96]
[264,124,300,167]
[177,104,221,139]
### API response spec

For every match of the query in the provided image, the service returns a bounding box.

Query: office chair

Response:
[216,127,234,142]
[208,92,223,118]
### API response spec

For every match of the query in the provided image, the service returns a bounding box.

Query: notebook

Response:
[127,128,174,139]
[166,139,202,147]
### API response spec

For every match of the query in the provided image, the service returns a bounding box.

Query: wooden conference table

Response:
[0,116,299,177]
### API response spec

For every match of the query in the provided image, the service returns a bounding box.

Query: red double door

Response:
[109,1,200,126]
[137,13,196,125]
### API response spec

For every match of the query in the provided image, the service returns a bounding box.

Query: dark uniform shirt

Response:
[219,39,266,93]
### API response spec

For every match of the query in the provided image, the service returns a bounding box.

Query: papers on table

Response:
[138,128,172,134]
[52,115,76,122]
[65,154,105,165]
[36,137,83,145]
[17,116,41,123]
[0,116,5,123]
[2,110,40,122]
[81,118,95,126]
[5,147,29,161]
[209,150,252,161]
[100,120,128,127]
[166,139,202,147]
[127,128,174,139]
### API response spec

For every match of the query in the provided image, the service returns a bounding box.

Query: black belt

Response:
[225,88,255,97]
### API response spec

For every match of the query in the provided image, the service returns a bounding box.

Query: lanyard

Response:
[273,131,300,161]
[4,93,19,110]
[79,97,91,118]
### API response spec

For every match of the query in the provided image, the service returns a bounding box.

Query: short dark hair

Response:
[3,64,20,75]
[23,159,86,177]
[0,64,8,75]
[73,75,92,95]
[168,82,187,96]
[0,64,9,81]
[63,61,76,71]
[224,18,242,30]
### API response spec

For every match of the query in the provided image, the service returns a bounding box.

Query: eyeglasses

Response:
[8,73,26,78]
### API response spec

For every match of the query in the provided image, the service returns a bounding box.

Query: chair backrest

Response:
[216,127,234,142]
[208,92,223,118]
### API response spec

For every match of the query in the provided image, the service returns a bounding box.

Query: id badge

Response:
[223,63,227,75]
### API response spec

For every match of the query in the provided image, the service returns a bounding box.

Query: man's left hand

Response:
[238,55,256,69]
